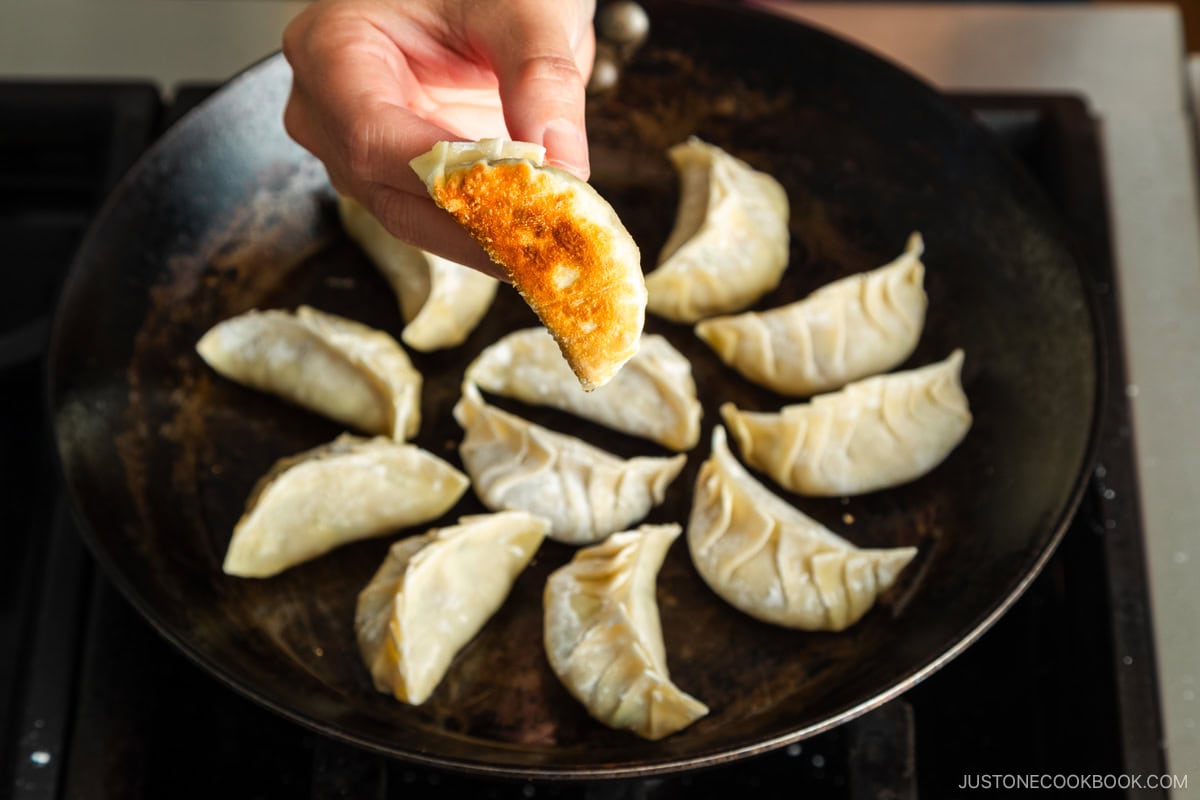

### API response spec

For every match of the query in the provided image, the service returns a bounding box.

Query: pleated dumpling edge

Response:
[695,232,927,396]
[452,381,686,545]
[720,349,972,497]
[544,523,709,740]
[645,137,790,323]
[464,327,702,451]
[687,426,918,631]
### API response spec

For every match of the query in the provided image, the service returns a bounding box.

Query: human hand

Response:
[282,0,597,279]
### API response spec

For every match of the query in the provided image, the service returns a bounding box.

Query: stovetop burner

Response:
[0,83,1166,799]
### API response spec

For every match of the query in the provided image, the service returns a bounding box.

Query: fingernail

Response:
[543,118,590,180]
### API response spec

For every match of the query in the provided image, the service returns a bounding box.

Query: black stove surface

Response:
[0,84,1166,799]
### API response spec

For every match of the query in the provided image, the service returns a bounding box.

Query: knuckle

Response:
[342,113,382,182]
[281,22,301,64]
[281,5,317,65]
[281,91,326,164]
[517,53,585,91]
[281,93,325,161]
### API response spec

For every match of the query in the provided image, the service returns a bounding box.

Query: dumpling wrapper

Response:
[411,139,645,390]
[645,138,790,323]
[544,523,709,740]
[338,195,498,352]
[356,511,548,705]
[688,427,918,631]
[453,382,685,545]
[696,233,927,396]
[223,434,469,578]
[465,327,702,451]
[722,350,972,497]
[197,305,422,440]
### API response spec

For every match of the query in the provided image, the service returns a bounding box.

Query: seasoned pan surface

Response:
[49,1,1099,778]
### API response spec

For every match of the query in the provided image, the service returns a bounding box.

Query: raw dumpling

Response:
[544,523,709,739]
[338,195,498,352]
[411,139,645,390]
[464,327,702,451]
[197,305,422,440]
[223,434,469,578]
[645,138,790,323]
[688,427,917,631]
[696,233,927,396]
[356,511,548,705]
[453,382,685,545]
[721,350,972,497]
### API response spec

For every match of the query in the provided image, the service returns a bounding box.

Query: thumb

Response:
[470,1,594,180]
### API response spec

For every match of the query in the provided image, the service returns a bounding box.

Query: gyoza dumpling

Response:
[645,138,790,323]
[464,327,702,451]
[338,195,498,352]
[453,382,685,545]
[356,511,548,705]
[689,427,917,631]
[696,233,927,396]
[411,139,645,390]
[721,350,971,497]
[223,434,469,578]
[197,305,422,440]
[544,524,708,740]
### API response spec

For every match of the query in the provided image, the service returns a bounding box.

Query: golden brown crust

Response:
[429,162,641,390]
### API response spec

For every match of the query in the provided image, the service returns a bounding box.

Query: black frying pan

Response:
[48,0,1101,779]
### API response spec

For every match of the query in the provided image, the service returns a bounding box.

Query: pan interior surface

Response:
[48,1,1098,778]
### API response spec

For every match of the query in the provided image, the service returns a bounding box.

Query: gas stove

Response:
[0,81,1167,798]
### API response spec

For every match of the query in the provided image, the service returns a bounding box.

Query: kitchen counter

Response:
[2,0,1197,792]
